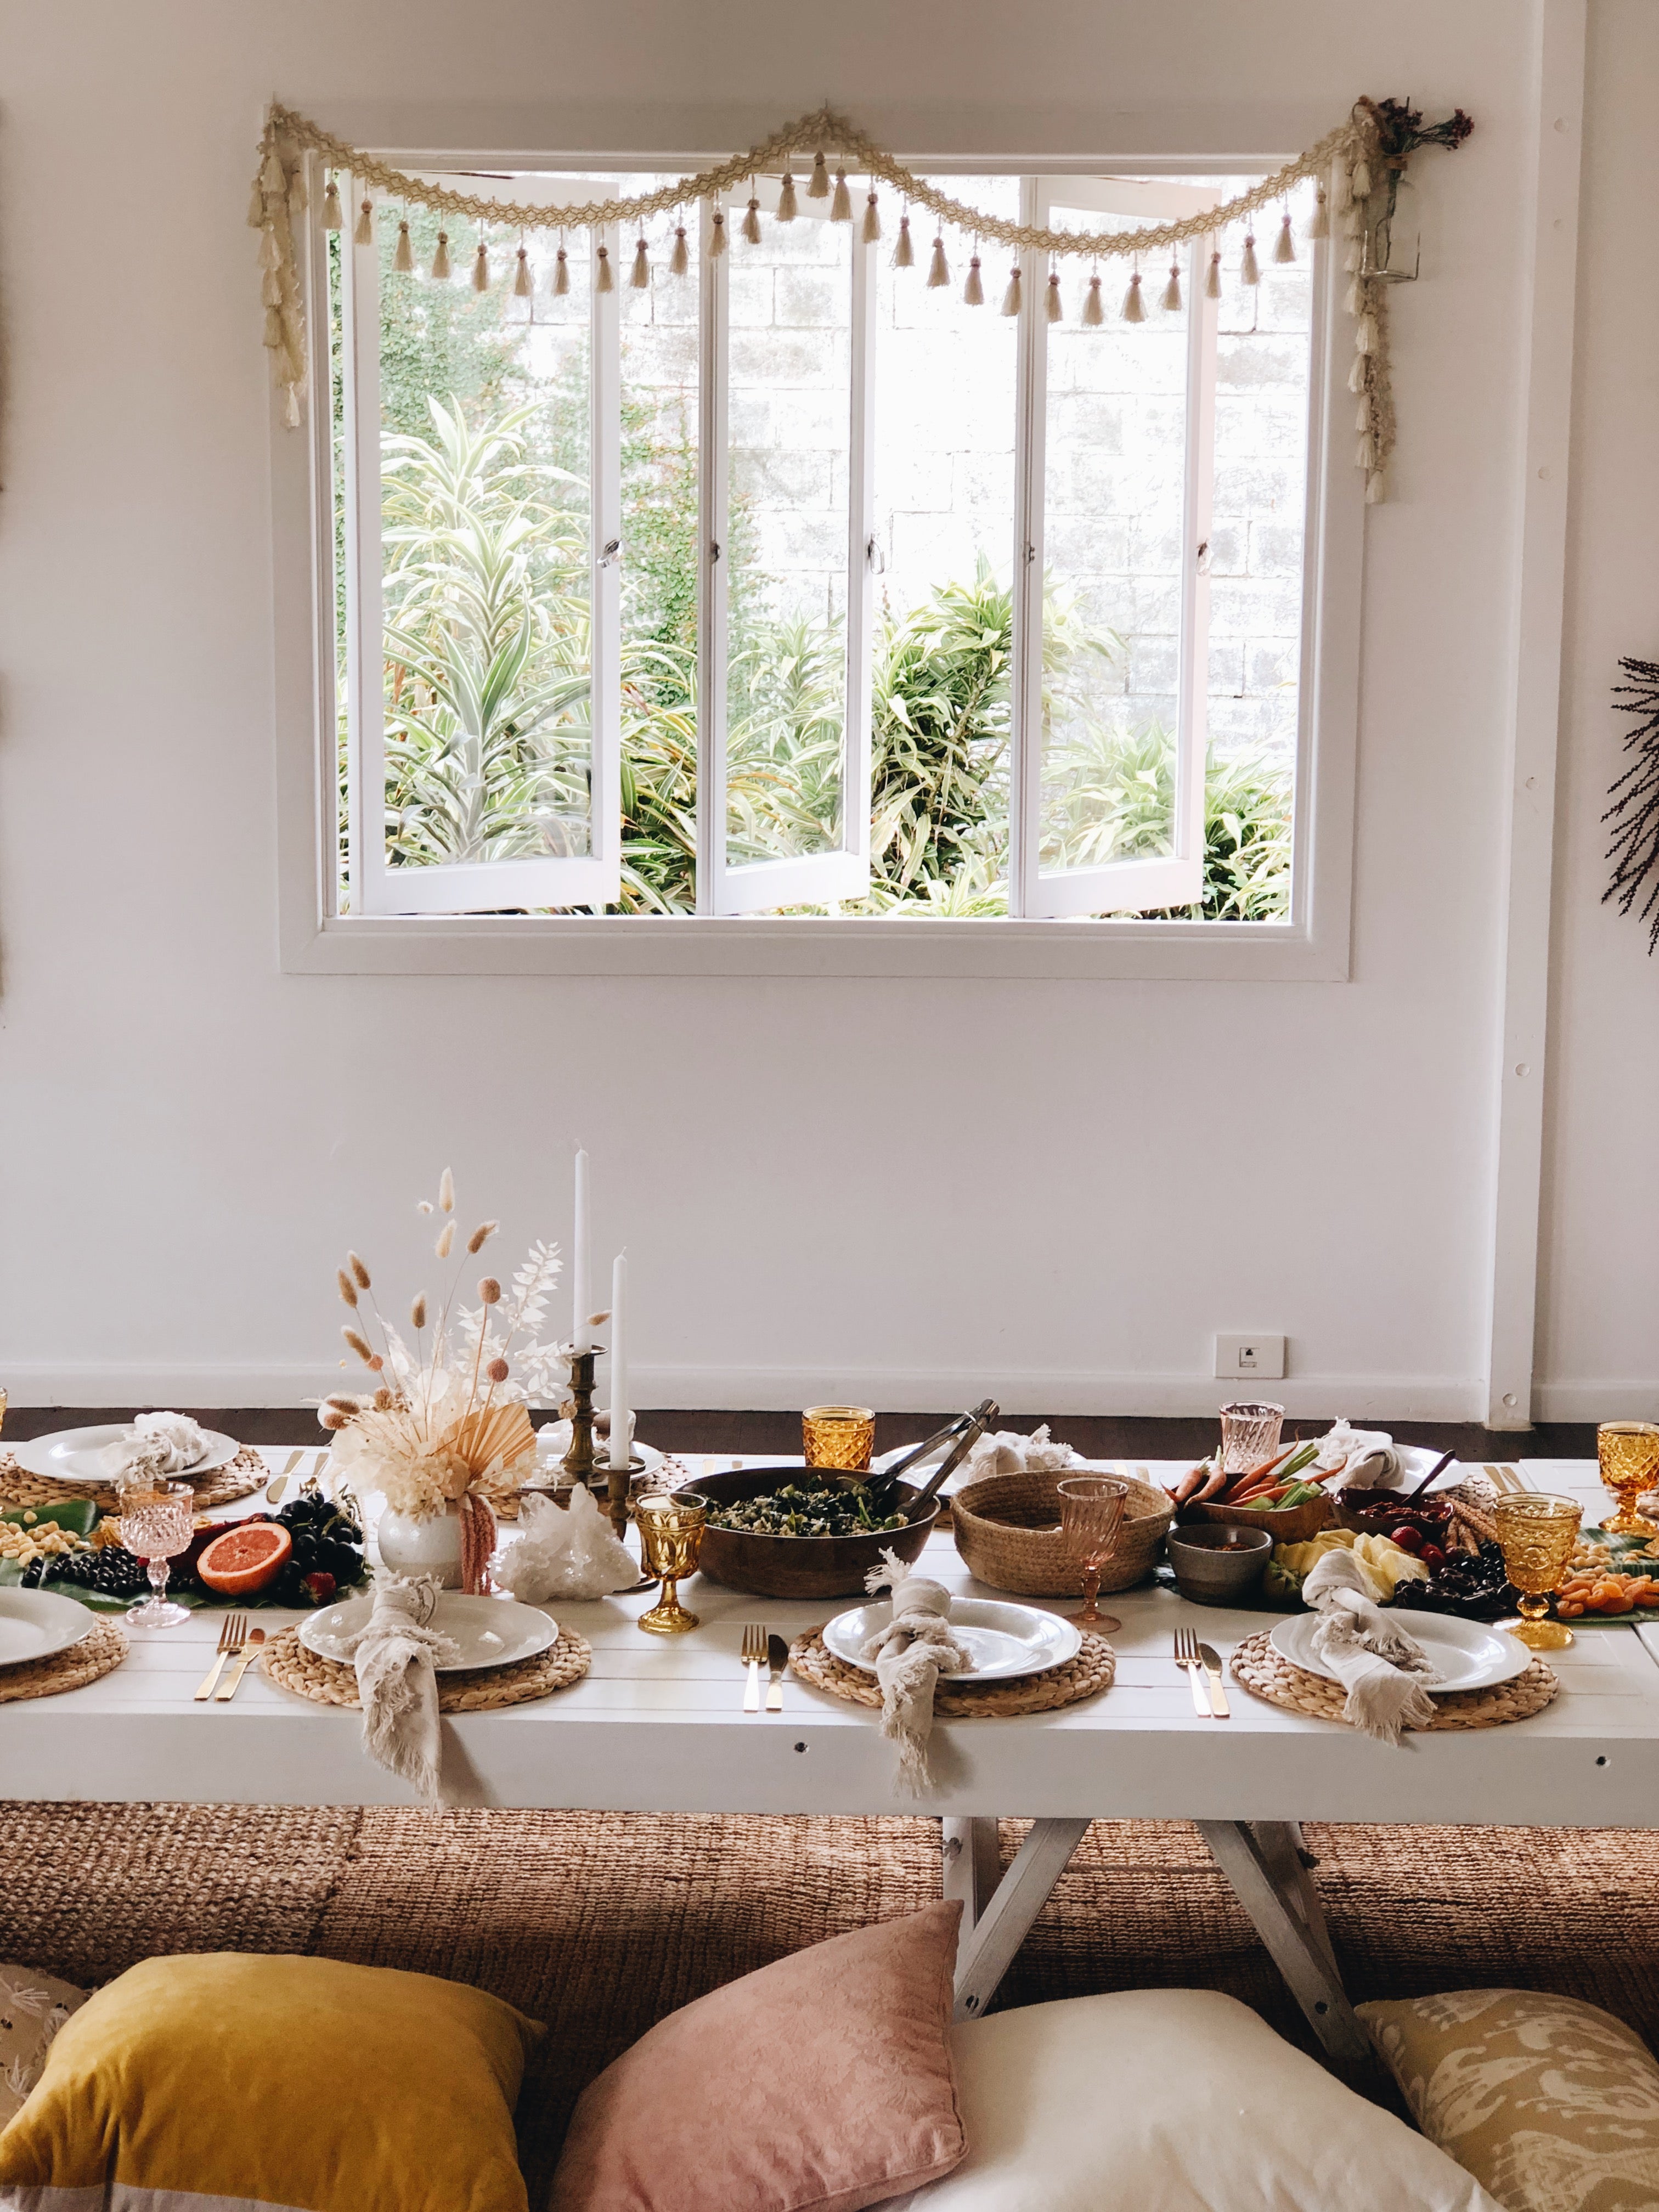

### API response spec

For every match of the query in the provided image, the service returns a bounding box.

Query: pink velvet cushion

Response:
[550,1899,967,2212]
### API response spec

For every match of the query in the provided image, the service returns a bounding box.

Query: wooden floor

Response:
[3,1403,1598,1459]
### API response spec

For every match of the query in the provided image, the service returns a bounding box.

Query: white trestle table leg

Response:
[951,1818,1091,2022]
[940,1816,1002,1929]
[1197,1819,1370,2062]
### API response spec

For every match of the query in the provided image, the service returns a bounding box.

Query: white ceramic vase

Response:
[376,1502,464,1588]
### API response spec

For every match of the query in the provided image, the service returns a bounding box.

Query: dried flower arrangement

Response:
[319,1171,568,1577]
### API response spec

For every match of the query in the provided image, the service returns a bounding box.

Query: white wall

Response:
[0,0,1644,1421]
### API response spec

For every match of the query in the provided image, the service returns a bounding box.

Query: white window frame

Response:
[272,144,1360,983]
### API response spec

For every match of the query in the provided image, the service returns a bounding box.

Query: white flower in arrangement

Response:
[318,1172,571,1521]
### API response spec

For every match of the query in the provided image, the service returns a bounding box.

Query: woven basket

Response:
[951,1470,1173,1596]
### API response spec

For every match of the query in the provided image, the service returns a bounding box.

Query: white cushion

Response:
[0,1960,86,2129]
[886,1989,1504,2212]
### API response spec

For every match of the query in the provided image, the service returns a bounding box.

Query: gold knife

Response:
[1197,1642,1231,1720]
[766,1633,788,1713]
[267,1449,304,1504]
[215,1626,266,1702]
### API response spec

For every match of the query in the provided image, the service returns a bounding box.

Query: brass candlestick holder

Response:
[601,1453,647,1543]
[561,1346,603,1485]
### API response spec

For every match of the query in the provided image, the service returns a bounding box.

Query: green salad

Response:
[707,1482,907,1537]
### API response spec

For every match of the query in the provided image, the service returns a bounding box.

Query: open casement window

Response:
[340,174,623,915]
[695,176,876,916]
[1011,177,1220,919]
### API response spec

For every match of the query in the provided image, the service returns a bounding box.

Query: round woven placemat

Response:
[1229,1628,1558,1730]
[0,1445,267,1515]
[261,1624,590,1712]
[788,1628,1115,1716]
[0,1615,128,1704]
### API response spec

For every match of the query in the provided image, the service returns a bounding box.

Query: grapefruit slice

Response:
[196,1520,292,1595]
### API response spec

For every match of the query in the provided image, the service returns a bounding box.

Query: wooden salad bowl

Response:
[688,1468,939,1600]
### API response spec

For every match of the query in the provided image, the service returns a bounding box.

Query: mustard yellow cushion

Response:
[1358,1988,1659,2212]
[0,1952,543,2212]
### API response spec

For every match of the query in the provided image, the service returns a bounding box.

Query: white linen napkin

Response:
[336,1572,460,1804]
[99,1411,208,1479]
[1301,1548,1441,1743]
[494,1486,640,1602]
[859,1550,974,1796]
[1312,1418,1400,1489]
[953,1423,1079,1488]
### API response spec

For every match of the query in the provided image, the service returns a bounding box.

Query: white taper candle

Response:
[608,1251,628,1470]
[573,1147,591,1353]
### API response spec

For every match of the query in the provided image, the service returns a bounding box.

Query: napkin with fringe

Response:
[1302,1547,1441,1742]
[953,1422,1079,1488]
[337,1571,459,1803]
[859,1550,973,1796]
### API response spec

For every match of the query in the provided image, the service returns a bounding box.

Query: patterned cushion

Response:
[1358,1989,1659,2212]
[0,1962,85,2130]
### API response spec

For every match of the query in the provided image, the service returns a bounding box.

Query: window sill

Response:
[281,912,1348,981]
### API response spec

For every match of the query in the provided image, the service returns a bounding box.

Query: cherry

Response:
[1419,1545,1447,1572]
[1389,1525,1425,1554]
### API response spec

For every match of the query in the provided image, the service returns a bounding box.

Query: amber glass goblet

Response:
[1494,1493,1583,1651]
[634,1492,708,1635]
[1057,1476,1128,1633]
[1597,1423,1659,1538]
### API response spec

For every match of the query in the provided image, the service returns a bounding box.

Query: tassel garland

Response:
[742,196,763,245]
[1205,249,1222,299]
[1000,265,1022,316]
[322,177,342,231]
[1351,158,1372,199]
[353,199,374,246]
[1308,186,1330,240]
[1046,272,1063,322]
[894,215,914,267]
[670,225,690,276]
[431,231,451,280]
[1355,308,1378,354]
[1357,430,1377,470]
[595,244,613,293]
[630,236,650,287]
[777,171,798,221]
[862,191,882,242]
[472,241,489,292]
[552,244,571,291]
[393,221,414,273]
[515,246,533,297]
[927,234,950,287]
[247,178,266,229]
[808,152,830,199]
[1241,233,1260,285]
[1083,273,1106,324]
[262,268,282,308]
[1116,273,1140,324]
[963,255,984,306]
[1160,262,1182,312]
[831,170,852,221]
[1347,353,1369,394]
[1274,213,1296,263]
[708,209,727,257]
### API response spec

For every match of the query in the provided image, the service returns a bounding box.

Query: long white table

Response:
[4,1450,1654,2060]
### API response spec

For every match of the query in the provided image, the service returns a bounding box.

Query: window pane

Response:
[376,207,593,879]
[1039,213,1189,879]
[725,210,851,868]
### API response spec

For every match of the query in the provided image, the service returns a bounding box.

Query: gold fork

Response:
[194,1613,249,1702]
[741,1623,767,1714]
[1173,1626,1212,1719]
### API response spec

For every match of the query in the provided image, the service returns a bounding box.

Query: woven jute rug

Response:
[261,1626,590,1711]
[0,1616,127,1703]
[0,1446,267,1515]
[789,1627,1115,1714]
[1230,1628,1558,1729]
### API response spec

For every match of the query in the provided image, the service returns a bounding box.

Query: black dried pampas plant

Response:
[1606,657,1659,952]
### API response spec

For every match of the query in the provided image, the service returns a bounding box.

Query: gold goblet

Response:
[1597,1422,1659,1537]
[1057,1476,1128,1633]
[634,1492,707,1636]
[1494,1493,1583,1650]
[802,1406,876,1472]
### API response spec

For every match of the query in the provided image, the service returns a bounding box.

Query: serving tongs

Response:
[817,1399,1000,1522]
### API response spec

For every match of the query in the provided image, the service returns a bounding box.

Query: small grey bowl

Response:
[1166,1522,1272,1605]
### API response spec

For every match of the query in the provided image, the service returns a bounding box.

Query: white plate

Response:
[9,1424,240,1487]
[0,1588,97,1667]
[1270,1610,1531,1694]
[823,1598,1082,1683]
[298,1592,557,1673]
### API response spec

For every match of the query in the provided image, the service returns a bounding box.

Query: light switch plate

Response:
[1214,1333,1286,1380]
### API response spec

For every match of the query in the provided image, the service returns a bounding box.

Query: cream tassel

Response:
[1356,430,1376,470]
[927,234,950,287]
[1274,213,1296,264]
[1307,185,1329,241]
[262,267,283,308]
[894,215,914,267]
[247,178,267,229]
[1351,157,1373,200]
[1356,309,1378,354]
[1241,233,1260,285]
[831,170,852,222]
[742,195,763,245]
[807,152,830,199]
[670,225,689,276]
[630,236,650,287]
[963,255,984,306]
[472,241,489,292]
[1347,353,1369,394]
[393,221,414,274]
[431,231,452,280]
[1343,204,1365,239]
[1000,265,1022,316]
[1356,395,1373,433]
[263,306,284,351]
[708,209,728,257]
[515,246,533,297]
[1045,272,1063,322]
[552,245,571,292]
[1118,272,1142,323]
[261,150,285,194]
[353,199,374,246]
[1160,262,1182,312]
[1366,470,1384,504]
[862,191,882,242]
[777,171,798,222]
[1334,162,1354,216]
[286,170,307,222]
[1344,275,1363,315]
[595,244,613,293]
[1344,238,1363,275]
[258,224,283,272]
[322,177,343,232]
[1204,249,1222,299]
